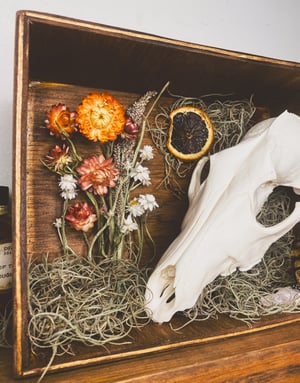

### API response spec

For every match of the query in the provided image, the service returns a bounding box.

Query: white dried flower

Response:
[60,190,77,200]
[53,218,62,228]
[59,174,77,200]
[127,198,145,217]
[138,194,158,211]
[121,215,138,234]
[139,145,154,161]
[59,174,77,191]
[130,163,151,186]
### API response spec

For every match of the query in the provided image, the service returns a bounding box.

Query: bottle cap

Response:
[0,186,9,206]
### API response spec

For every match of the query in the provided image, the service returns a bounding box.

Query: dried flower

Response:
[139,145,154,161]
[130,163,151,186]
[53,218,62,228]
[59,174,77,200]
[77,154,119,195]
[44,144,73,173]
[59,174,77,191]
[65,202,97,232]
[61,190,77,200]
[127,198,145,217]
[138,194,158,211]
[122,116,139,140]
[126,91,157,126]
[121,215,138,234]
[76,93,126,142]
[45,104,77,139]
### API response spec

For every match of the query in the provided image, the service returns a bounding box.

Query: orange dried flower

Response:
[44,144,73,173]
[76,93,126,142]
[77,154,119,195]
[45,104,77,139]
[65,202,97,232]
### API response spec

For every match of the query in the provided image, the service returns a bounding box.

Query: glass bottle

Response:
[0,186,12,308]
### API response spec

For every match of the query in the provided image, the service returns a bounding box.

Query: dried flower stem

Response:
[60,200,76,255]
[132,82,169,166]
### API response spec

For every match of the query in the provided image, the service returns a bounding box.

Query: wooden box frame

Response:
[13,10,300,380]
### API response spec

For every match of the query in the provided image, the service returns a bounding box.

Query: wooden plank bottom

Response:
[1,320,299,382]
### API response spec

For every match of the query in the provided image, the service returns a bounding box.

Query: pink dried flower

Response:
[65,202,97,232]
[77,154,119,195]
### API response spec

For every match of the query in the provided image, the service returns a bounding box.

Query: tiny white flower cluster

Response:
[121,194,158,234]
[129,145,155,186]
[122,145,158,234]
[59,174,77,200]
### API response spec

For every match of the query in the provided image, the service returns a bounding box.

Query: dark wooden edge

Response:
[16,10,300,68]
[13,11,31,378]
[17,316,300,378]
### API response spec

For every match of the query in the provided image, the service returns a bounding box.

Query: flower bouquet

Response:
[43,91,159,260]
[27,86,167,378]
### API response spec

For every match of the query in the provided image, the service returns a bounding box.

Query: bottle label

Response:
[0,242,12,290]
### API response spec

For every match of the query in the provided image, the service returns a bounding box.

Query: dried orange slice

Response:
[167,106,214,161]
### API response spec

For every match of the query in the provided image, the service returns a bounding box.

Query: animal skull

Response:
[145,110,300,323]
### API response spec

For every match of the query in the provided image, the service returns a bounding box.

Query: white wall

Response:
[1,0,300,191]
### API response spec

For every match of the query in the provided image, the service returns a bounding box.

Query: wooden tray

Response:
[13,10,300,379]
